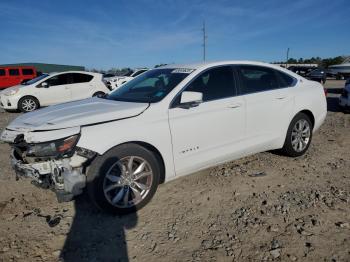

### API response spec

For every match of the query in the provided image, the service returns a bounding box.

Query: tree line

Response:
[273,56,346,68]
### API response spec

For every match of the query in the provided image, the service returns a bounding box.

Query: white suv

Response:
[107,69,148,89]
[0,61,327,214]
[0,71,110,112]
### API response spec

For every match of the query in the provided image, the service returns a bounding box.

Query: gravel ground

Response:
[0,80,349,262]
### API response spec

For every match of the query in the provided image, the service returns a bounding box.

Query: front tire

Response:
[18,96,39,112]
[87,144,160,215]
[280,113,313,157]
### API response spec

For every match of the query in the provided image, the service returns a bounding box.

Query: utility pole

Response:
[286,47,290,68]
[202,21,207,61]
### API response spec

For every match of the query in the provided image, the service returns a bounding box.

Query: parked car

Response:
[329,63,350,80]
[0,66,37,89]
[102,73,116,79]
[107,68,149,89]
[339,78,350,112]
[287,66,316,77]
[0,61,327,214]
[305,68,327,84]
[0,71,110,112]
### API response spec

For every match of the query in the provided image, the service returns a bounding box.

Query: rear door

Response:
[168,66,246,176]
[69,73,95,101]
[237,65,295,149]
[36,73,72,105]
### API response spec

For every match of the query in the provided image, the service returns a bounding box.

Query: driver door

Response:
[36,73,72,106]
[168,66,246,177]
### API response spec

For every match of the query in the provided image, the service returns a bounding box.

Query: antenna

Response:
[202,21,207,61]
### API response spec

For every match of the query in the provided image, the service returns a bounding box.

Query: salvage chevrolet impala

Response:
[0,61,327,214]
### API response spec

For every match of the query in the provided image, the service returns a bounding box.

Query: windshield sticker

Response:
[171,68,194,74]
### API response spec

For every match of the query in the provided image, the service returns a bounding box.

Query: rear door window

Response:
[9,69,20,76]
[0,69,6,76]
[238,65,280,95]
[22,68,34,75]
[46,74,70,86]
[70,73,94,84]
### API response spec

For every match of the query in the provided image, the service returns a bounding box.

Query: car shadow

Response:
[60,193,137,261]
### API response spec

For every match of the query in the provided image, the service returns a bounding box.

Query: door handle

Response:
[276,96,287,100]
[227,103,242,108]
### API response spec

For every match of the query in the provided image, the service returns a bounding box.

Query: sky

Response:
[0,0,349,70]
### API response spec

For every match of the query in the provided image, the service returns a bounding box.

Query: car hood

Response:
[7,97,149,131]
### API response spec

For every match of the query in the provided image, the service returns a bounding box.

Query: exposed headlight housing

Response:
[27,135,79,157]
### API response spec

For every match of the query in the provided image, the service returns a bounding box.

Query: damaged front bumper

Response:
[10,148,94,202]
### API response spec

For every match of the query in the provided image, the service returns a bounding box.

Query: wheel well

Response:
[18,95,40,107]
[299,110,315,127]
[92,91,105,97]
[120,141,166,184]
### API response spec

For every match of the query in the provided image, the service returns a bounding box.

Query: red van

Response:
[0,66,37,89]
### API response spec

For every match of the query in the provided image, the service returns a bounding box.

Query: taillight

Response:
[324,88,328,96]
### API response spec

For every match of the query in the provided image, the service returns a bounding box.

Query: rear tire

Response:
[280,113,313,157]
[87,144,160,215]
[18,96,39,112]
[92,91,105,98]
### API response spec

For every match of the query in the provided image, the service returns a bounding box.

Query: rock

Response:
[335,222,349,228]
[270,248,281,258]
[52,250,61,257]
[287,254,297,261]
[271,239,281,250]
[267,225,280,232]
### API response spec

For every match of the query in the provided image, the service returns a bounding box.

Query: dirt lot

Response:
[0,80,349,262]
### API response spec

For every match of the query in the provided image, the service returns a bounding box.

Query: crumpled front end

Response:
[1,127,96,202]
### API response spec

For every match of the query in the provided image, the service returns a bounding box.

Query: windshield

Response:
[106,68,193,103]
[22,74,49,85]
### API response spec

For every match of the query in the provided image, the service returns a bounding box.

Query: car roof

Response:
[157,60,300,78]
[158,60,286,70]
[51,71,102,76]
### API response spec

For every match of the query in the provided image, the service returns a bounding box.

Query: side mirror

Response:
[178,91,203,109]
[41,82,49,88]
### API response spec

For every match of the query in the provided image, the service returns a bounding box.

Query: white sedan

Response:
[0,71,110,112]
[0,61,327,214]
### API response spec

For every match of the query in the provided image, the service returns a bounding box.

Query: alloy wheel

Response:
[291,119,311,152]
[22,99,36,112]
[103,156,153,208]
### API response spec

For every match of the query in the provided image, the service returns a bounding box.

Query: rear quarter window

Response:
[276,71,296,87]
[0,69,5,76]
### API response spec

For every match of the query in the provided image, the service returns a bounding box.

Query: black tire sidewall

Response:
[282,113,313,157]
[92,92,105,98]
[87,144,160,215]
[18,96,39,112]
